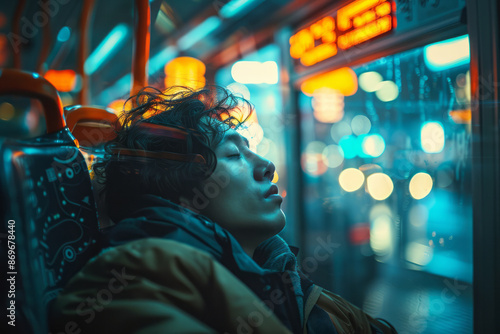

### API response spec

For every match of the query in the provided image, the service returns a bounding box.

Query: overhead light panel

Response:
[219,0,263,19]
[84,23,130,75]
[149,46,178,75]
[177,16,221,51]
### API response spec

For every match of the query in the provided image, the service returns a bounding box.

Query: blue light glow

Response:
[57,26,71,42]
[177,16,221,51]
[220,0,262,19]
[339,135,358,159]
[149,46,178,75]
[84,24,129,75]
[96,73,131,105]
[424,35,470,72]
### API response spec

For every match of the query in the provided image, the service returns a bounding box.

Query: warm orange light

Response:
[164,57,206,90]
[219,106,257,125]
[301,67,358,96]
[290,0,393,66]
[338,15,391,49]
[449,109,471,124]
[337,0,383,31]
[300,43,338,66]
[44,69,77,92]
[376,2,391,16]
[107,99,133,121]
[289,16,336,66]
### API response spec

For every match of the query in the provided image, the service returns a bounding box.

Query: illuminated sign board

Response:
[290,0,396,67]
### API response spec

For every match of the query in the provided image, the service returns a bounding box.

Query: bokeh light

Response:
[231,61,279,84]
[424,35,469,72]
[322,144,344,168]
[302,141,328,176]
[370,215,393,256]
[359,71,383,92]
[339,135,358,159]
[367,173,394,200]
[301,67,358,96]
[421,121,445,153]
[57,26,71,42]
[351,114,371,135]
[312,88,345,123]
[107,99,133,119]
[0,102,15,121]
[272,171,279,183]
[361,134,385,158]
[339,168,365,192]
[409,172,433,200]
[165,57,206,90]
[330,121,352,143]
[227,82,251,100]
[375,80,399,102]
[44,69,77,92]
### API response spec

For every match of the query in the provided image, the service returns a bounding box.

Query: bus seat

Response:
[0,69,101,333]
[64,105,121,229]
[64,105,121,149]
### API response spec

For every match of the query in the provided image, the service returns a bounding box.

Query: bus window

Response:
[299,34,472,332]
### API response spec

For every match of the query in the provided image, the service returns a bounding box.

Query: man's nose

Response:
[253,153,276,181]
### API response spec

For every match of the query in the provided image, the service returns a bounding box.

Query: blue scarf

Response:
[253,235,304,327]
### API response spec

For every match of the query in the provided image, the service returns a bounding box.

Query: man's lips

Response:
[264,184,279,198]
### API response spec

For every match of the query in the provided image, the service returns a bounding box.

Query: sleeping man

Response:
[50,86,397,334]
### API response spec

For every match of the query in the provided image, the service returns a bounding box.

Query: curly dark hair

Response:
[93,85,252,222]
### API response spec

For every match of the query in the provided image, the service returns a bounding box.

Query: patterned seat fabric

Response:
[0,127,101,333]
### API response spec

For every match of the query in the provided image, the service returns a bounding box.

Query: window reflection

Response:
[300,34,472,283]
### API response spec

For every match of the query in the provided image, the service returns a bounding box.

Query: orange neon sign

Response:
[290,0,395,66]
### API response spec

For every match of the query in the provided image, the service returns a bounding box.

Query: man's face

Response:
[191,129,286,252]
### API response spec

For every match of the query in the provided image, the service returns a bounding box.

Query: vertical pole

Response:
[131,0,150,97]
[466,0,500,333]
[77,0,95,105]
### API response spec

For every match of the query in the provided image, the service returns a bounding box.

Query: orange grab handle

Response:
[0,68,65,133]
[65,106,121,145]
[65,106,121,132]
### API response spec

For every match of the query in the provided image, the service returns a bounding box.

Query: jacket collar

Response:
[108,194,267,276]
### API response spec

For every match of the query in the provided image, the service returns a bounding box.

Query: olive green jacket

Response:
[50,238,395,334]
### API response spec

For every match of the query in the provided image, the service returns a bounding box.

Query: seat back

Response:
[0,69,101,333]
[64,105,121,229]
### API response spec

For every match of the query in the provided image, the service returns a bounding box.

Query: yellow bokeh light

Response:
[359,71,383,93]
[367,173,393,200]
[164,57,206,90]
[375,80,399,102]
[409,172,433,200]
[0,102,15,121]
[339,168,365,192]
[301,67,358,96]
[272,171,279,183]
[107,99,134,120]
